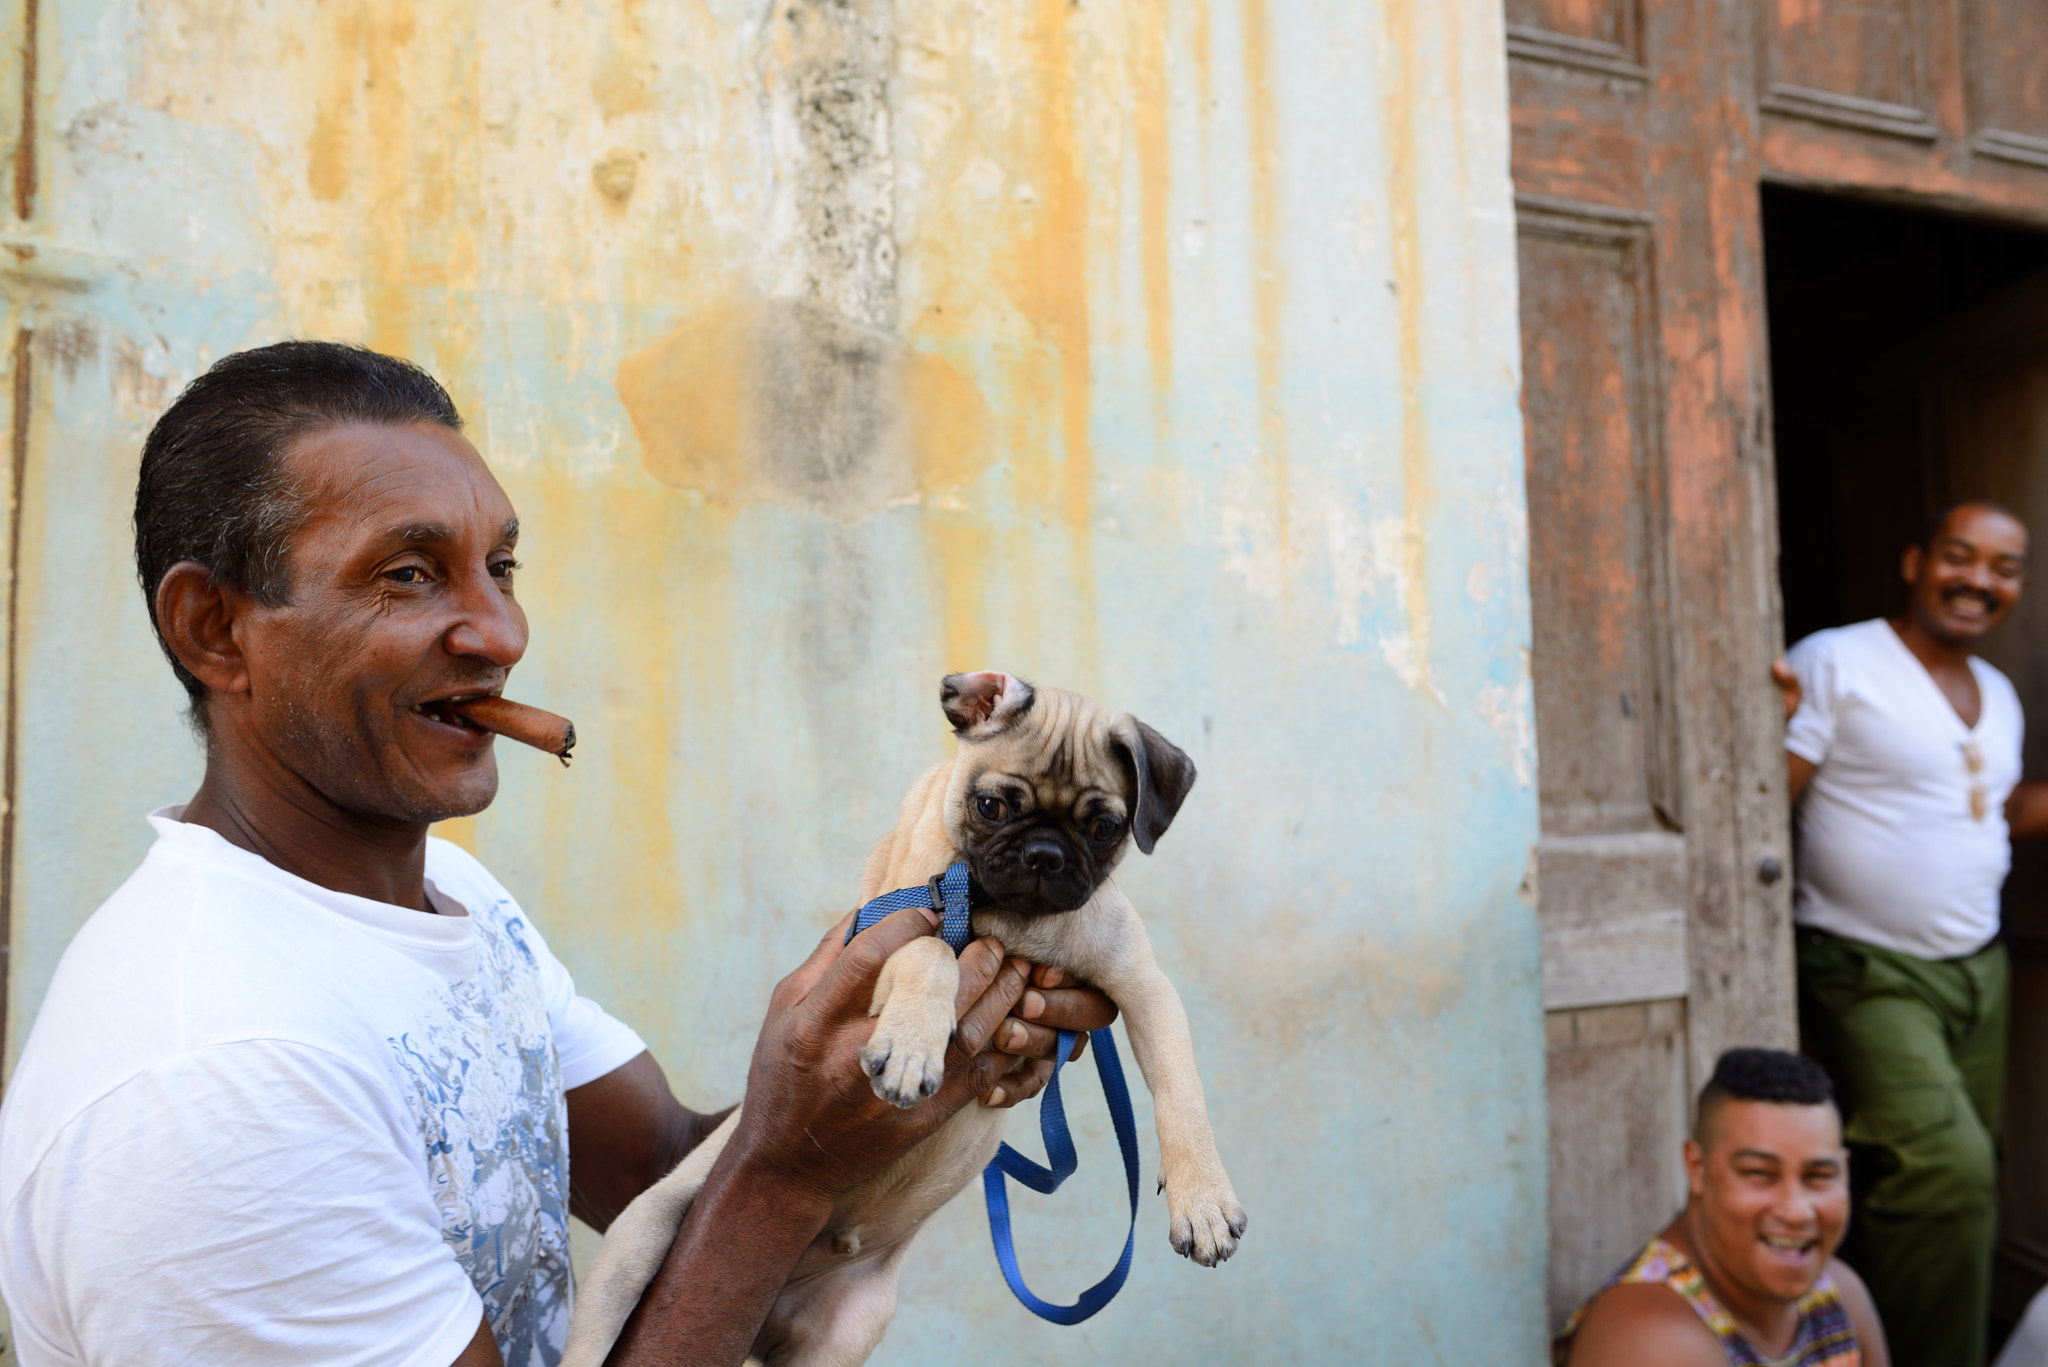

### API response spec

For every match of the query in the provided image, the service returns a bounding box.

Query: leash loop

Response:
[847,864,1143,1324]
[982,1026,1142,1325]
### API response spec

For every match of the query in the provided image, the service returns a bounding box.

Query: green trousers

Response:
[1798,927,2009,1367]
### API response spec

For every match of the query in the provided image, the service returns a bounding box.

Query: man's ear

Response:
[155,562,252,697]
[940,671,1034,737]
[1111,717,1197,855]
[1682,1137,1707,1198]
[1902,543,1924,585]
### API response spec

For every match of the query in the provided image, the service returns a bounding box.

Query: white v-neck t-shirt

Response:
[1786,619,2024,960]
[0,808,646,1367]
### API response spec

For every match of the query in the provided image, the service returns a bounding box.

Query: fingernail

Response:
[1021,990,1046,1020]
[1042,967,1064,987]
[1006,1021,1028,1050]
[920,907,941,927]
[986,1086,1006,1107]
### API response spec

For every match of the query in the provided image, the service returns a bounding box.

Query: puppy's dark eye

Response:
[975,794,1007,822]
[1089,814,1126,843]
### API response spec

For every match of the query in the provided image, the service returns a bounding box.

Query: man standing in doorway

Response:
[1777,500,2048,1367]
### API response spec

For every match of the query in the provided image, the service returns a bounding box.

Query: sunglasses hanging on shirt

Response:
[1963,740,1987,822]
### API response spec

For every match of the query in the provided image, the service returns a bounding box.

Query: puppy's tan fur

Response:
[563,675,1243,1367]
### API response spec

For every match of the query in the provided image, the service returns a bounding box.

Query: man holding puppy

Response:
[0,341,1115,1367]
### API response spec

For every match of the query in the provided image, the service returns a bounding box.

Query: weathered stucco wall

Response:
[0,0,1543,1359]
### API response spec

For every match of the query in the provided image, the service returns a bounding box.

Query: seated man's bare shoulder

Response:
[1565,1282,1728,1367]
[1825,1257,1890,1367]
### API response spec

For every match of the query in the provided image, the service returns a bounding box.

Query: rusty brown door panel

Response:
[1508,0,1794,1325]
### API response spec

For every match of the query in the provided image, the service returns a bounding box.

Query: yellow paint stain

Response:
[1018,0,1094,535]
[296,0,485,395]
[307,109,348,202]
[615,298,995,519]
[1240,0,1288,557]
[431,814,478,853]
[1383,0,1436,689]
[1132,0,1174,449]
[926,518,990,673]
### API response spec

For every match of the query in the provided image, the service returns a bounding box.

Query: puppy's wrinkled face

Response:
[939,671,1195,915]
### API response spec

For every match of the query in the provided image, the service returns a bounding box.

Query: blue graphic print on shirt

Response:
[387,899,572,1367]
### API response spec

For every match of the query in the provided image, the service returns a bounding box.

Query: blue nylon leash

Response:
[846,863,1143,1325]
[983,1026,1141,1324]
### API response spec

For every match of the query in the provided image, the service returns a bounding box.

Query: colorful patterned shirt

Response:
[1553,1236,1861,1367]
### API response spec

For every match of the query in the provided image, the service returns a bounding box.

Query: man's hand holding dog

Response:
[730,904,1115,1201]
[602,905,1114,1367]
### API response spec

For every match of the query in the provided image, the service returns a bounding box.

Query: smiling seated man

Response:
[0,341,1115,1367]
[1556,1048,1889,1367]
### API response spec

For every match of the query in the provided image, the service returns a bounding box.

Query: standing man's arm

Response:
[1773,659,1818,805]
[2008,784,2048,840]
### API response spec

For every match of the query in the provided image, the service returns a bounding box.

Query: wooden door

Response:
[1507,0,1794,1322]
[1512,0,2048,1327]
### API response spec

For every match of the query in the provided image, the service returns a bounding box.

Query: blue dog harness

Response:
[846,863,1142,1324]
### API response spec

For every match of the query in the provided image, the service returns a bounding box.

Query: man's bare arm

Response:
[1789,751,1817,806]
[1564,1284,1727,1367]
[1828,1258,1890,1367]
[2009,782,2048,841]
[601,908,1057,1367]
[452,1315,502,1366]
[1774,660,1818,805]
[566,1053,730,1233]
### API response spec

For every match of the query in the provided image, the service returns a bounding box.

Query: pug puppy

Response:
[563,672,1245,1367]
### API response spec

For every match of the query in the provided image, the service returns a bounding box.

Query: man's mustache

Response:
[1942,587,2001,612]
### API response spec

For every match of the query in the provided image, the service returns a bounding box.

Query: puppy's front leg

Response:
[860,936,960,1108]
[1112,960,1248,1267]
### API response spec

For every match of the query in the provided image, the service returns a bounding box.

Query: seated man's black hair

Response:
[1697,1047,1834,1123]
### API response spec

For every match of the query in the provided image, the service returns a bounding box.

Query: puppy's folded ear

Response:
[941,671,1036,736]
[1112,717,1197,854]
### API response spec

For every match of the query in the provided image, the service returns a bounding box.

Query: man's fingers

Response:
[769,910,858,1010]
[953,939,1010,1019]
[984,1058,1054,1109]
[955,954,1033,1056]
[1771,659,1803,722]
[1017,985,1119,1034]
[992,1016,1088,1062]
[803,905,939,1019]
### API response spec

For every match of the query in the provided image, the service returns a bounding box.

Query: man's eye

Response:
[1089,815,1126,842]
[490,559,520,580]
[974,794,1007,822]
[385,565,430,585]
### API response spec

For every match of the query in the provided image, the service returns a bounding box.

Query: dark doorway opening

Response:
[1766,185,2048,646]
[1764,183,2048,1344]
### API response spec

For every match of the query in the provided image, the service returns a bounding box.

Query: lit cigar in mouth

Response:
[446,696,577,766]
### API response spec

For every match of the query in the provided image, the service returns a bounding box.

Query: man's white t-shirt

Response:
[0,808,647,1367]
[1786,618,2023,960]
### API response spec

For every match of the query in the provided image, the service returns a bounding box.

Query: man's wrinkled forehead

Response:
[283,421,516,550]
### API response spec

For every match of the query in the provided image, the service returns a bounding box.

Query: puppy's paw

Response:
[1163,1175,1248,1267]
[860,1010,952,1109]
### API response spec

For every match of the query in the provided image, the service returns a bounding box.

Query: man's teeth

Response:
[1761,1234,1812,1251]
